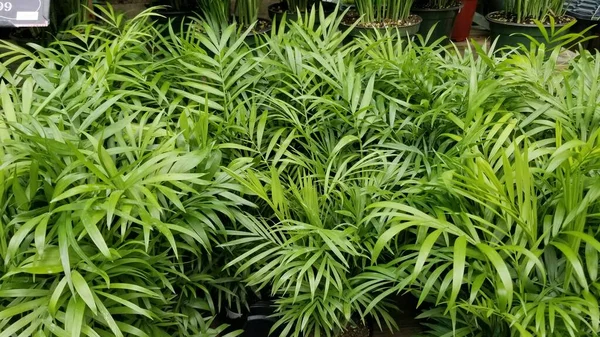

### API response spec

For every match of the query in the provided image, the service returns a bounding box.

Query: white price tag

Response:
[16,11,39,21]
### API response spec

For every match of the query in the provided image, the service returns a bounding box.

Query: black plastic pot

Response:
[341,15,423,39]
[486,12,574,49]
[412,5,461,43]
[567,11,600,51]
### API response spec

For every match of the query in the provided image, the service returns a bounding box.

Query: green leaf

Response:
[550,241,589,290]
[449,236,467,310]
[476,243,513,310]
[71,270,98,315]
[65,297,86,337]
[81,208,111,259]
[49,277,69,316]
[6,214,46,264]
[412,229,443,281]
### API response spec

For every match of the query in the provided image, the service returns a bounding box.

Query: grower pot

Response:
[341,15,423,39]
[412,5,461,43]
[486,11,574,49]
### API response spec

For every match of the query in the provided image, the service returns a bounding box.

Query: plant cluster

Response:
[200,0,231,25]
[504,0,567,22]
[354,0,414,22]
[0,6,599,337]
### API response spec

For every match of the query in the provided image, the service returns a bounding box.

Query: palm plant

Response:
[0,9,248,337]
[1,5,600,337]
[354,38,600,336]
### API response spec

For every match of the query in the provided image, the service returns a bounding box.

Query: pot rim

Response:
[411,4,463,12]
[340,14,423,29]
[485,11,575,28]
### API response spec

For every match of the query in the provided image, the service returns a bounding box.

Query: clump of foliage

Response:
[354,0,414,22]
[504,0,566,22]
[1,6,599,337]
[235,0,261,27]
[199,0,230,25]
[0,9,249,337]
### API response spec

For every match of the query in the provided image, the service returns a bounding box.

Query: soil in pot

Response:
[486,11,575,49]
[412,3,461,44]
[338,321,371,337]
[341,11,422,39]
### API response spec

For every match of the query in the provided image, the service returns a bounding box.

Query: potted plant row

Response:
[486,0,575,48]
[342,0,423,37]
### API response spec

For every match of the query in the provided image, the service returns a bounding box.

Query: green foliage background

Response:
[0,5,599,337]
